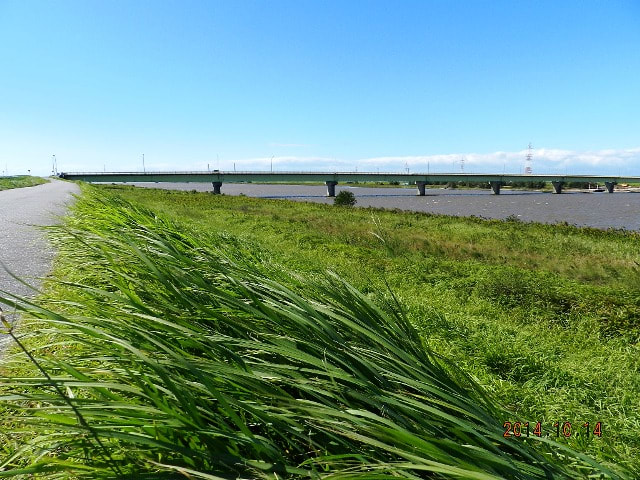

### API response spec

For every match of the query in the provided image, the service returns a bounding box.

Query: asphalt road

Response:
[0,179,79,343]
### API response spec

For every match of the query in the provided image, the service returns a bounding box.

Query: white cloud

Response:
[188,147,640,176]
[50,147,640,176]
[358,147,640,175]
[203,156,353,172]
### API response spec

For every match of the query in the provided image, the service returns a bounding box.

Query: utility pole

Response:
[270,155,274,172]
[142,153,145,172]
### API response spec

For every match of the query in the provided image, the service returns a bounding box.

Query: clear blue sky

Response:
[1,0,639,175]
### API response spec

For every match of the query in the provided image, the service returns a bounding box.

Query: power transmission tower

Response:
[524,143,533,174]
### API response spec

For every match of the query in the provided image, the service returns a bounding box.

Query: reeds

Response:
[0,191,625,478]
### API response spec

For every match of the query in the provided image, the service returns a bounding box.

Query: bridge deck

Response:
[60,171,640,184]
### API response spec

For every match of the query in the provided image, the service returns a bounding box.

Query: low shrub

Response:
[333,190,356,207]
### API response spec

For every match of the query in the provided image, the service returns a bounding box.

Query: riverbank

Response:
[0,175,47,191]
[125,181,640,230]
[97,185,640,470]
[1,184,638,477]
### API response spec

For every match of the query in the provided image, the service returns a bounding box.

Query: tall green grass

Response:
[0,191,626,478]
[111,185,640,469]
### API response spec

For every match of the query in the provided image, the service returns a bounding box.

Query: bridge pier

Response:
[552,181,564,194]
[59,173,640,198]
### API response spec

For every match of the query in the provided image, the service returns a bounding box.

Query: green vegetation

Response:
[333,190,357,207]
[1,184,638,477]
[100,186,640,471]
[0,176,47,191]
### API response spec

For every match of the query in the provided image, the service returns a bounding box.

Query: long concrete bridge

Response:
[58,171,640,196]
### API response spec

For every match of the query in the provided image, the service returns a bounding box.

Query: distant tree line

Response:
[351,180,601,189]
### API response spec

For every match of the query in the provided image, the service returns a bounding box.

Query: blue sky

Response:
[1,0,639,176]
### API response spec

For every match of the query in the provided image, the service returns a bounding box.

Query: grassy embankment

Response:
[0,176,47,191]
[0,184,638,477]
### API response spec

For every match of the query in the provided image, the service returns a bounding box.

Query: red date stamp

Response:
[503,421,602,439]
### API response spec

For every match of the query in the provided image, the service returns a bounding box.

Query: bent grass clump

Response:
[0,191,626,478]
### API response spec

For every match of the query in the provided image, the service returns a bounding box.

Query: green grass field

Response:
[111,186,640,463]
[0,183,638,478]
[0,176,47,191]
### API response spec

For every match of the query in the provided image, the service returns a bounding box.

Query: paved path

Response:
[0,179,79,340]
